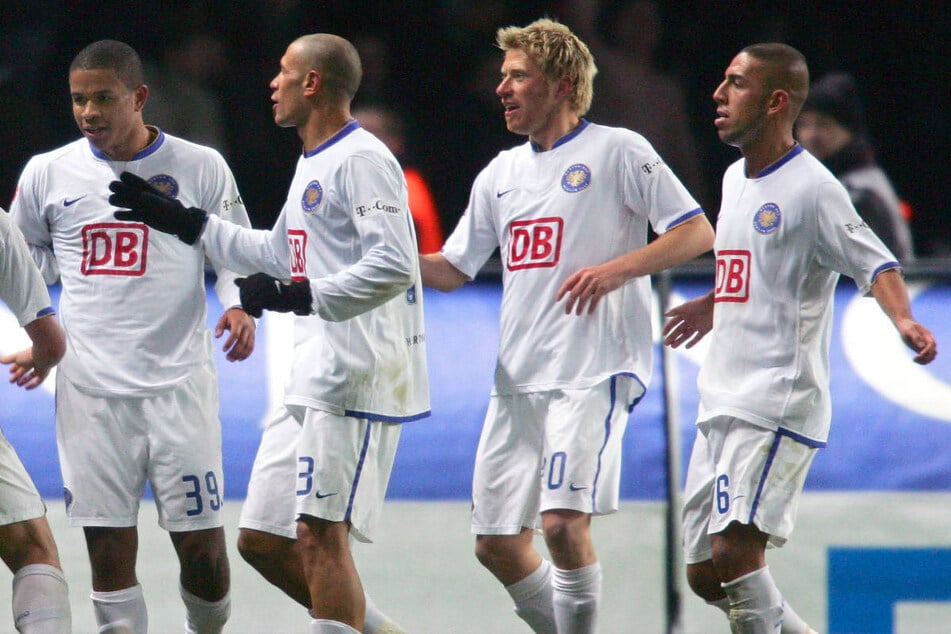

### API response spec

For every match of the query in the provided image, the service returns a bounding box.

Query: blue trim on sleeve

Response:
[871,262,901,281]
[35,306,55,319]
[664,207,705,232]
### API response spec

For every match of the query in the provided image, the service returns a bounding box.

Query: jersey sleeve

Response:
[439,164,500,279]
[620,134,704,235]
[199,151,254,310]
[814,179,899,294]
[310,152,417,322]
[8,158,60,284]
[0,210,55,327]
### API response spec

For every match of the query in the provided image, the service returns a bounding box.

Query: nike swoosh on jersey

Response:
[568,483,588,491]
[496,188,516,198]
[64,196,87,206]
[314,490,338,499]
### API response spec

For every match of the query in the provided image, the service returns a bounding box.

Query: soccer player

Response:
[9,40,256,633]
[0,208,70,633]
[107,33,429,634]
[663,43,937,633]
[420,18,714,634]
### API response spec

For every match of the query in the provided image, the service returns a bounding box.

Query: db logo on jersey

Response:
[714,250,750,303]
[288,229,307,281]
[82,223,148,276]
[508,217,563,270]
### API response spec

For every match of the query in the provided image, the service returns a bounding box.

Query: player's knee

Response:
[474,534,513,571]
[686,562,723,601]
[174,530,228,576]
[236,529,264,566]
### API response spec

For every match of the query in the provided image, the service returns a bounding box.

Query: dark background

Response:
[1,1,947,254]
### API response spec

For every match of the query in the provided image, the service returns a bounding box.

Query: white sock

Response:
[722,566,783,634]
[311,619,361,633]
[180,584,230,634]
[91,584,147,634]
[710,582,811,633]
[505,559,555,634]
[12,563,71,634]
[708,596,730,615]
[779,599,813,634]
[362,592,405,634]
[552,562,601,634]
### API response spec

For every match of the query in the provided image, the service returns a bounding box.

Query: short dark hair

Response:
[741,42,809,115]
[70,40,144,89]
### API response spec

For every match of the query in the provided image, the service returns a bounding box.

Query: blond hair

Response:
[496,18,597,116]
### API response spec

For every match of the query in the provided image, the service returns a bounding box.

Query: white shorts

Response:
[682,416,819,564]
[55,364,225,531]
[0,428,46,526]
[240,405,401,544]
[239,406,300,540]
[471,374,643,536]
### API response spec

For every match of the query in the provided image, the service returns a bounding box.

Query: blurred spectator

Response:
[559,0,711,212]
[796,72,915,262]
[145,32,230,155]
[354,104,445,253]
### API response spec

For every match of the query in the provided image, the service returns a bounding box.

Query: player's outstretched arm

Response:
[235,273,313,319]
[420,253,468,292]
[663,291,714,349]
[556,214,714,315]
[870,269,937,365]
[109,172,209,245]
[0,314,66,389]
[215,307,256,362]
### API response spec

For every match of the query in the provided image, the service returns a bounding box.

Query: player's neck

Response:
[742,134,797,177]
[299,108,353,154]
[99,124,155,162]
[529,113,581,152]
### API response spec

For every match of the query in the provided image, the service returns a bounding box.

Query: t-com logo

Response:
[288,229,307,281]
[714,249,750,302]
[81,223,148,276]
[507,217,563,270]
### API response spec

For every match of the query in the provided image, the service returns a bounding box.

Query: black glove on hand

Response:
[109,171,208,245]
[235,273,313,318]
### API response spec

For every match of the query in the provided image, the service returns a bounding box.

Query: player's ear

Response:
[767,89,789,115]
[303,69,320,96]
[133,84,149,112]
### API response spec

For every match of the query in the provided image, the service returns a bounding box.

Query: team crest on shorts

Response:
[561,164,591,193]
[147,174,179,199]
[753,203,782,234]
[301,180,323,213]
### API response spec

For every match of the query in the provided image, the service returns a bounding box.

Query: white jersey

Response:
[697,146,899,442]
[0,208,54,327]
[10,129,250,396]
[441,120,703,394]
[201,121,430,422]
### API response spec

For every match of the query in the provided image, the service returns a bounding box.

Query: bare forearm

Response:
[420,253,468,292]
[610,214,714,280]
[24,315,66,371]
[870,269,913,324]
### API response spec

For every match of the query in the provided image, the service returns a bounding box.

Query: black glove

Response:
[109,171,208,245]
[235,273,313,318]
